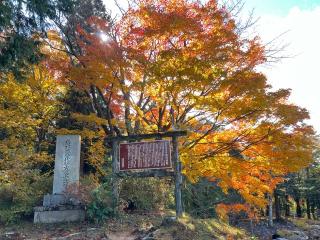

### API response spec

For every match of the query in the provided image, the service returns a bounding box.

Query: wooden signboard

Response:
[106,131,187,218]
[119,140,171,171]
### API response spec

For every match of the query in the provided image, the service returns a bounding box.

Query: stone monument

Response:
[34,135,85,223]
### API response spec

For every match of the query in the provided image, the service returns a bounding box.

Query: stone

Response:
[34,209,85,224]
[34,135,83,224]
[43,194,66,207]
[1,232,24,240]
[161,216,177,226]
[34,204,83,212]
[285,231,308,240]
[310,224,320,230]
[53,135,81,194]
[308,225,320,240]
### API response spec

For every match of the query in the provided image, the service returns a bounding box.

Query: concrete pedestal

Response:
[34,206,85,223]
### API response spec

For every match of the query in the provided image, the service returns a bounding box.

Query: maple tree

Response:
[45,0,315,209]
[43,0,316,209]
[0,0,317,226]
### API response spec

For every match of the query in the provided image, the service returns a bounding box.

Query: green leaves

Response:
[0,34,42,81]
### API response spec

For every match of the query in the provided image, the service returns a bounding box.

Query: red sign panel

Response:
[119,140,172,171]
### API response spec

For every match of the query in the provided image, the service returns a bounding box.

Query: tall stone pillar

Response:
[34,135,85,223]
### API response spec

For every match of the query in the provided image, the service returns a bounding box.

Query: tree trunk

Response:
[295,197,302,218]
[274,191,281,221]
[111,140,120,215]
[306,167,311,220]
[173,136,183,218]
[285,195,290,217]
[306,198,311,219]
[268,194,273,227]
[260,208,266,217]
[311,204,316,220]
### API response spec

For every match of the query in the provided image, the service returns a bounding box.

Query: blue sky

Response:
[245,0,320,15]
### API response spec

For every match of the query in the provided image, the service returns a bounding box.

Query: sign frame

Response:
[118,140,172,171]
[105,130,187,218]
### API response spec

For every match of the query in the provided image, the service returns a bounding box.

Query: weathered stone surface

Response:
[1,232,25,240]
[43,194,66,207]
[53,135,81,194]
[34,209,85,224]
[308,225,320,240]
[285,230,308,240]
[34,204,83,212]
[34,135,82,224]
[161,216,177,226]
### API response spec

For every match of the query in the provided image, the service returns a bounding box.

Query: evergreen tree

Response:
[0,0,109,79]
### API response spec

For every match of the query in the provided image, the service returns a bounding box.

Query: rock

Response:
[1,232,23,240]
[153,229,173,240]
[141,236,155,240]
[308,226,320,240]
[310,224,320,230]
[273,233,288,239]
[67,196,82,206]
[286,230,308,240]
[161,216,177,226]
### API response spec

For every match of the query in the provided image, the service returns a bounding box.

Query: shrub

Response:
[64,175,114,223]
[0,171,52,224]
[86,185,114,223]
[183,178,244,218]
[120,177,174,211]
[86,183,114,223]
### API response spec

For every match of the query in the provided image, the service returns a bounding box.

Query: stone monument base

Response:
[34,205,85,223]
[43,194,67,207]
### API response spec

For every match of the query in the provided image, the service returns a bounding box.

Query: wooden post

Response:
[268,193,273,227]
[172,136,183,218]
[111,140,119,215]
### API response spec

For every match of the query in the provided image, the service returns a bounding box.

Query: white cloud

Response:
[257,7,320,133]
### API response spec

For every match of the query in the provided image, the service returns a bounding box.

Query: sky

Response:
[243,0,320,133]
[245,0,320,15]
[104,0,320,133]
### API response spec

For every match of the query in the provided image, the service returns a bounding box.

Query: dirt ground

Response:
[0,213,162,240]
[1,214,320,240]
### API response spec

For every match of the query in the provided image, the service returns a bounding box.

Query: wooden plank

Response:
[116,169,174,178]
[105,130,187,143]
[119,140,172,171]
[172,136,183,218]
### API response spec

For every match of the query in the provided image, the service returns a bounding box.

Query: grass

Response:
[290,217,320,230]
[150,213,250,240]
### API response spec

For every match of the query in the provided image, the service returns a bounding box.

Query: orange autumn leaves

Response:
[46,0,315,209]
